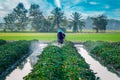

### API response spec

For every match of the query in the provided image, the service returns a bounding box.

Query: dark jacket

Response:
[57,32,65,43]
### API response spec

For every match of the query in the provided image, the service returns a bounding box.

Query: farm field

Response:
[0,32,120,42]
[0,40,120,80]
[24,41,98,80]
[0,40,30,79]
[0,0,120,79]
[84,41,120,77]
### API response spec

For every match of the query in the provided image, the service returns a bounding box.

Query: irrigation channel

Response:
[5,41,48,80]
[75,44,120,80]
[4,42,120,80]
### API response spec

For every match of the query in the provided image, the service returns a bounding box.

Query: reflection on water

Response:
[5,42,47,80]
[75,44,120,80]
[18,59,27,70]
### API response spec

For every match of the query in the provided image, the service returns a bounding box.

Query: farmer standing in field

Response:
[57,27,65,45]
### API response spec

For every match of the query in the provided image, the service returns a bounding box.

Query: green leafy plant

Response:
[84,41,120,76]
[0,40,30,74]
[24,41,98,80]
[0,39,6,46]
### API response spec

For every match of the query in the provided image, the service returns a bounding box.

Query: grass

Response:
[0,32,120,42]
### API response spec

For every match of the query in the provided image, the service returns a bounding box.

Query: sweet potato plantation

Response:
[84,41,120,76]
[0,39,120,80]
[24,41,98,80]
[0,40,31,75]
[0,40,6,46]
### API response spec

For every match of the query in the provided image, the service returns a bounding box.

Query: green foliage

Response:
[3,2,28,31]
[0,39,6,46]
[84,41,107,51]
[84,41,120,74]
[0,33,120,42]
[0,40,30,74]
[24,45,62,80]
[92,15,108,33]
[71,12,85,32]
[51,7,64,29]
[3,3,110,33]
[29,4,46,32]
[13,2,28,31]
[61,41,97,80]
[3,12,17,31]
[24,41,98,80]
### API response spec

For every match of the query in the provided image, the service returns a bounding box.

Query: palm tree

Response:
[71,12,85,32]
[51,7,64,29]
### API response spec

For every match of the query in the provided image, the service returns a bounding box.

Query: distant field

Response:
[67,30,120,33]
[0,32,120,42]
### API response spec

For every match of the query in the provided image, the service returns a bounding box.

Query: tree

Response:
[3,12,16,31]
[14,2,28,31]
[29,4,45,32]
[71,12,85,32]
[92,15,108,33]
[44,16,54,32]
[79,20,85,32]
[60,17,68,32]
[51,7,64,29]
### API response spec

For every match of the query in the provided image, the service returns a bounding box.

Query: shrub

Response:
[0,39,6,46]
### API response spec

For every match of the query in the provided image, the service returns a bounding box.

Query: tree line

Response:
[2,2,108,33]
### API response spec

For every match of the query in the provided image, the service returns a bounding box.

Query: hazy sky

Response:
[0,0,120,22]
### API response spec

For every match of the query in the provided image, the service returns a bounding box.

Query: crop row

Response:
[0,40,31,75]
[24,41,98,80]
[84,41,120,76]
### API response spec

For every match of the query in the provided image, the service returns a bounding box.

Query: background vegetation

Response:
[0,2,112,33]
[0,33,119,42]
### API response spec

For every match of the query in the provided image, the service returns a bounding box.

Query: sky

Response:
[0,0,120,22]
